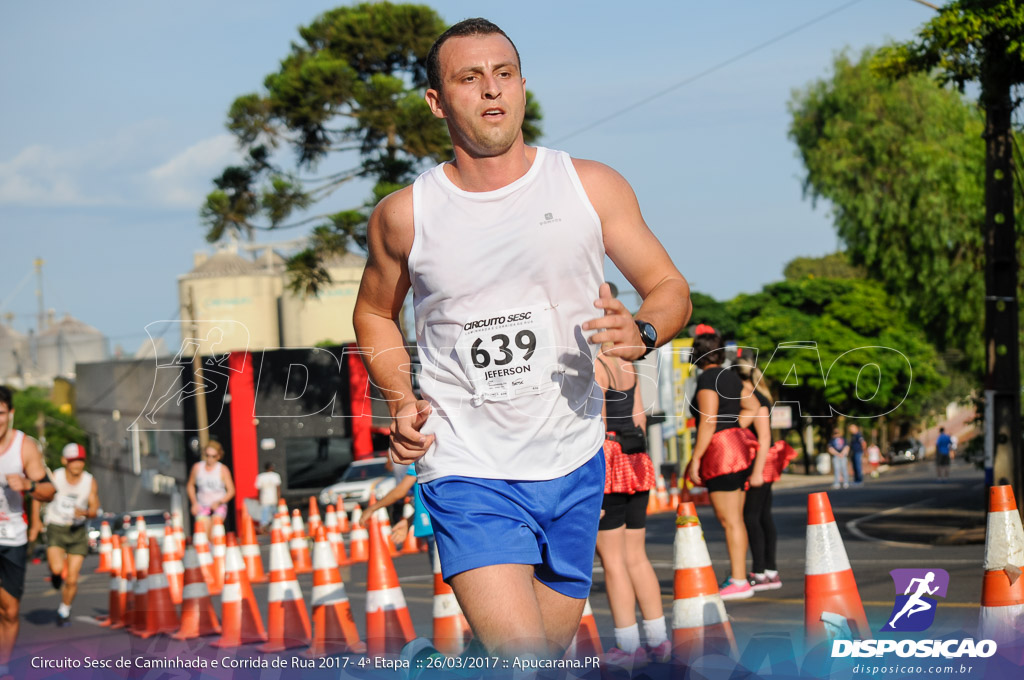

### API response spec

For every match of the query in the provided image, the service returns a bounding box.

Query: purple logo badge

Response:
[881,569,949,632]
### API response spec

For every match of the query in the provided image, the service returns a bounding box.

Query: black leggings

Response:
[743,483,777,573]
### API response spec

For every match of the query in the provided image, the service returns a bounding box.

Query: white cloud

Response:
[0,125,242,210]
[144,134,243,208]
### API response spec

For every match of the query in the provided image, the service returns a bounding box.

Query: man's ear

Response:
[425,88,447,120]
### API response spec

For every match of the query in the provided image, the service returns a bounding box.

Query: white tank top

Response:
[409,147,605,482]
[196,462,226,506]
[44,467,93,527]
[0,431,28,546]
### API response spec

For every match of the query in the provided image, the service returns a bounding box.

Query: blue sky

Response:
[0,0,939,353]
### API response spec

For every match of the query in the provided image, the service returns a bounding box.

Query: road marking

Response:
[75,615,107,626]
[845,480,986,549]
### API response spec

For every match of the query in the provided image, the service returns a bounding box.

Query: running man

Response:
[888,571,939,628]
[0,386,55,677]
[43,443,100,626]
[353,18,690,657]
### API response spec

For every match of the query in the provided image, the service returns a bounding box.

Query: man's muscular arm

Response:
[10,437,55,502]
[354,188,435,464]
[576,160,691,359]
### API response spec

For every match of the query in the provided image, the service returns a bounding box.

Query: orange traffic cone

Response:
[95,521,114,573]
[324,504,347,566]
[978,485,1024,653]
[431,545,471,656]
[172,510,186,557]
[656,474,671,512]
[212,534,267,648]
[97,534,124,627]
[210,516,227,594]
[276,499,292,542]
[259,524,312,652]
[290,509,313,575]
[162,525,184,605]
[348,522,369,564]
[365,516,416,656]
[117,538,136,631]
[239,506,267,584]
[805,492,870,645]
[137,534,181,638]
[306,527,364,656]
[192,521,218,596]
[401,499,421,556]
[671,502,737,659]
[647,486,660,515]
[307,496,323,541]
[350,504,363,529]
[173,538,221,640]
[566,598,603,659]
[131,533,151,637]
[337,504,350,534]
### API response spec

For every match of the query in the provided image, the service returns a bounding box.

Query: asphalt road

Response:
[10,457,993,678]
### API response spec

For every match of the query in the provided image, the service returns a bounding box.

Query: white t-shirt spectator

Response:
[255,470,282,506]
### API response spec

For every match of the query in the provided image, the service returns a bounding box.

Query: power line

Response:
[550,0,869,145]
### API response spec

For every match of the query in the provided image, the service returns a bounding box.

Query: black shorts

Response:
[599,491,649,531]
[705,467,751,493]
[936,454,951,467]
[0,544,27,599]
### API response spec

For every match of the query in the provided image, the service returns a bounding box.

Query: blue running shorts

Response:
[419,451,605,599]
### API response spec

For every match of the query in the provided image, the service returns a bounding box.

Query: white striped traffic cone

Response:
[672,502,736,659]
[805,492,870,645]
[306,527,364,656]
[259,523,312,652]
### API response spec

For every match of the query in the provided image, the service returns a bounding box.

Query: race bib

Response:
[57,494,80,524]
[455,305,559,403]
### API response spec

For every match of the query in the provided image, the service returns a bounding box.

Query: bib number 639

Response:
[470,330,537,369]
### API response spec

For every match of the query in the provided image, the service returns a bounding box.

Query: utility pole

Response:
[979,35,1022,511]
[184,286,210,449]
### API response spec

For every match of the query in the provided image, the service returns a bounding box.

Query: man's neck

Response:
[66,467,83,483]
[445,141,535,192]
[0,428,14,453]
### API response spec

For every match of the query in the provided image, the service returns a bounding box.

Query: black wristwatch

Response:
[28,479,36,493]
[634,320,658,358]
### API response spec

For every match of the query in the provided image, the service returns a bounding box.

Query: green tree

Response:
[789,48,1002,372]
[687,291,740,340]
[783,251,866,282]
[731,278,946,426]
[874,0,1024,525]
[202,3,543,295]
[12,386,87,471]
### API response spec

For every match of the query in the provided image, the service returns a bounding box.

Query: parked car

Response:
[318,456,397,511]
[116,509,171,545]
[888,439,924,465]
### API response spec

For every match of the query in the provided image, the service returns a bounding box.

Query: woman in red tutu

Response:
[594,345,670,665]
[734,353,793,592]
[685,330,764,600]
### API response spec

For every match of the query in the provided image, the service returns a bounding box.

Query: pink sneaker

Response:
[764,571,783,590]
[718,576,754,600]
[646,639,673,663]
[747,572,773,592]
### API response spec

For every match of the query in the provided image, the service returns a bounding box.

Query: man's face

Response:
[427,33,526,158]
[66,459,86,475]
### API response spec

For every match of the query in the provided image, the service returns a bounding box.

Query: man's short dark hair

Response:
[692,332,725,368]
[0,386,12,411]
[264,462,274,471]
[426,18,521,93]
